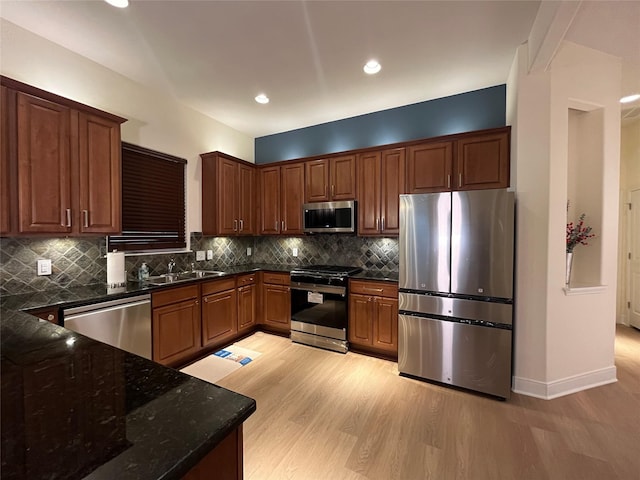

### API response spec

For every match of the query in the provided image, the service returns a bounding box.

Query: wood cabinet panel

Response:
[201,277,236,296]
[259,166,280,234]
[349,280,397,298]
[305,159,329,202]
[237,284,256,331]
[182,426,243,480]
[280,162,304,234]
[261,272,289,285]
[153,298,201,366]
[380,148,405,235]
[17,92,72,234]
[456,131,509,190]
[372,297,398,353]
[348,294,373,346]
[1,86,11,235]
[262,284,290,329]
[305,155,355,203]
[406,141,453,193]
[77,112,121,233]
[356,151,381,236]
[202,288,237,347]
[201,153,255,236]
[330,155,356,200]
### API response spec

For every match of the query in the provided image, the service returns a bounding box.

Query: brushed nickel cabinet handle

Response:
[65,208,72,227]
[447,174,451,189]
[459,173,462,187]
[331,184,335,197]
[83,210,89,228]
[381,217,385,231]
[234,219,238,231]
[281,220,285,231]
[239,219,244,231]
[364,287,384,292]
[275,221,278,231]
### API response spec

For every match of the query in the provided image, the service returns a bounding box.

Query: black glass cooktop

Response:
[292,265,362,276]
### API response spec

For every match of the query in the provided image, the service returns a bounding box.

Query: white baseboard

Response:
[512,366,617,400]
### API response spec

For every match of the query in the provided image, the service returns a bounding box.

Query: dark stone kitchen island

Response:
[0,309,256,480]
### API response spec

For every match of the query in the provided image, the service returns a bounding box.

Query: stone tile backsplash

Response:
[0,233,398,296]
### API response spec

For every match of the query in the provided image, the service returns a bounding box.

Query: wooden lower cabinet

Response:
[260,272,291,332]
[348,280,398,357]
[152,285,201,366]
[237,274,257,333]
[182,426,243,480]
[201,278,238,348]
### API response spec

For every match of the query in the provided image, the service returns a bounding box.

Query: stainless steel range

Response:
[290,265,362,353]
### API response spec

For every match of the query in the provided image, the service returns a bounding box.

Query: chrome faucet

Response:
[167,258,176,274]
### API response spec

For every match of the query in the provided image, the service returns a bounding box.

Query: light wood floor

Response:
[217,325,640,480]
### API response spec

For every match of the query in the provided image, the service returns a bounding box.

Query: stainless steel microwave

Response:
[303,201,356,233]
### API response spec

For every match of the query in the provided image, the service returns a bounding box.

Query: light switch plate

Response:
[247,247,252,256]
[196,250,205,261]
[206,250,213,260]
[292,247,298,257]
[37,259,52,276]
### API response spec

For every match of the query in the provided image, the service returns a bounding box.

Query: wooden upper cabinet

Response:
[259,166,281,235]
[357,148,405,236]
[77,112,121,233]
[456,130,509,190]
[305,155,356,203]
[406,141,453,193]
[305,159,329,202]
[280,162,304,234]
[201,152,255,236]
[1,86,12,235]
[407,129,510,193]
[1,77,126,236]
[17,92,72,234]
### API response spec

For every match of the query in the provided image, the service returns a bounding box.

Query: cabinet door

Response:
[238,163,255,234]
[280,162,304,234]
[153,299,201,366]
[305,159,329,203]
[380,148,405,235]
[238,284,256,331]
[406,141,453,193]
[348,293,373,347]
[262,284,290,328]
[202,288,237,347]
[372,297,398,354]
[330,155,356,200]
[356,152,381,236]
[17,92,72,233]
[1,86,11,235]
[77,112,121,233]
[259,166,280,234]
[218,158,239,235]
[456,131,509,190]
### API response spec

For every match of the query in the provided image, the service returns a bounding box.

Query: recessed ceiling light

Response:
[620,93,640,104]
[363,60,381,75]
[255,94,269,104]
[104,0,129,7]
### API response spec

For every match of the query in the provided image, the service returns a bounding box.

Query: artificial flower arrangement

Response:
[566,213,595,253]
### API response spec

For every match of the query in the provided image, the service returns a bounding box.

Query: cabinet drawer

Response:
[152,284,200,308]
[237,273,257,286]
[262,272,290,285]
[349,280,397,298]
[201,277,236,296]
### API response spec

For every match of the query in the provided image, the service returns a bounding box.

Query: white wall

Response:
[510,41,621,399]
[0,20,254,236]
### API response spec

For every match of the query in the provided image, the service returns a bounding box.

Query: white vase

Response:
[565,252,573,286]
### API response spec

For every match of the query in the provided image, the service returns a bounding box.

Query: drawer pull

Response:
[364,287,384,292]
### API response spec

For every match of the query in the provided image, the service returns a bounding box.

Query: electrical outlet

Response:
[292,247,298,257]
[196,250,205,261]
[37,259,52,276]
[247,247,252,256]
[206,250,213,260]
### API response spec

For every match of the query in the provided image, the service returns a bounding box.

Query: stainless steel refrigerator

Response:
[398,189,515,399]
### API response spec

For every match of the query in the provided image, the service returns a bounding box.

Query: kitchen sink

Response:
[145,270,226,285]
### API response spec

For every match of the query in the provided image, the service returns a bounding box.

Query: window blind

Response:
[108,142,186,252]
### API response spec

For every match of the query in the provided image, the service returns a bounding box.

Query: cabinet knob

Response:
[47,314,54,321]
[195,300,199,305]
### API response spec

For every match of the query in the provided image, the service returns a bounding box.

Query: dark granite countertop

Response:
[0,309,256,480]
[352,270,399,282]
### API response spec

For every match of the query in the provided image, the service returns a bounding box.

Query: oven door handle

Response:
[290,283,346,296]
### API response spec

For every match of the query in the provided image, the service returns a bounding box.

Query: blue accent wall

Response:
[255,85,506,164]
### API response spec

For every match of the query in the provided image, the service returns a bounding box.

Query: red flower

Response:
[566,213,595,253]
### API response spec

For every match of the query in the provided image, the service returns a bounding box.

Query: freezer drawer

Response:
[398,314,512,398]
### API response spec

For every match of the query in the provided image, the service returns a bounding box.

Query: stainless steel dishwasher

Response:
[63,294,152,359]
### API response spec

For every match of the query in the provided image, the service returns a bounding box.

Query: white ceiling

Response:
[1,1,638,137]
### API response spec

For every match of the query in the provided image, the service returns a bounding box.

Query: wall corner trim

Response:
[512,366,617,399]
